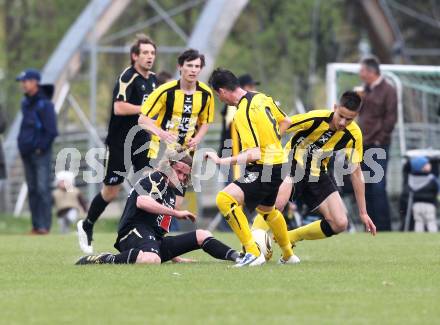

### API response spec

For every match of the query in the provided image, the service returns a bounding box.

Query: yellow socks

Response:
[251,213,270,231]
[288,219,335,244]
[256,208,293,260]
[216,191,259,256]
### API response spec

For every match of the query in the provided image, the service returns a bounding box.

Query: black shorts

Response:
[114,226,199,263]
[290,163,338,211]
[103,144,151,185]
[233,164,284,211]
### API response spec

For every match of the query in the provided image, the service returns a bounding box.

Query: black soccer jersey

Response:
[106,66,157,148]
[117,171,176,238]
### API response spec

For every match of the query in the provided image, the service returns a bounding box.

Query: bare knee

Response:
[101,185,121,202]
[275,197,288,211]
[196,229,212,246]
[331,216,348,234]
[319,192,348,234]
[135,251,161,264]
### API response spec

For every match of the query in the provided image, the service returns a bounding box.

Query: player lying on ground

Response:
[206,68,297,267]
[252,91,376,260]
[76,149,240,265]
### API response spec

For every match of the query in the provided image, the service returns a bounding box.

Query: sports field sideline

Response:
[1,232,438,324]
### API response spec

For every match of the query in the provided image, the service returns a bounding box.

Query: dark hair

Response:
[339,91,362,111]
[209,68,240,91]
[177,49,205,68]
[130,34,156,65]
[361,55,380,75]
[156,70,173,86]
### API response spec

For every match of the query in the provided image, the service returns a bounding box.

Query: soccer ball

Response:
[252,229,273,261]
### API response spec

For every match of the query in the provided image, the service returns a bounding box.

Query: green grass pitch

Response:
[0,231,439,324]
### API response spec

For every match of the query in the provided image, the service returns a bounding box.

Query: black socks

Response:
[112,249,141,264]
[201,237,239,261]
[85,192,109,226]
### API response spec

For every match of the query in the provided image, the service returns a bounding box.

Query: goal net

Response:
[326,63,440,195]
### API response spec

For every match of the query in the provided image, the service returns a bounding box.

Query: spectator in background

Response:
[0,106,6,180]
[16,69,58,235]
[156,70,173,86]
[358,56,397,231]
[408,156,439,233]
[53,171,88,234]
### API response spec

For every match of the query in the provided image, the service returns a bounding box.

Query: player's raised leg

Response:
[288,191,346,244]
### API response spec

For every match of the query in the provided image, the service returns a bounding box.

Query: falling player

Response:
[252,91,376,261]
[76,149,240,265]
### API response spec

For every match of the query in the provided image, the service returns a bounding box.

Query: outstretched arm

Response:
[350,163,376,235]
[205,147,261,166]
[136,195,196,222]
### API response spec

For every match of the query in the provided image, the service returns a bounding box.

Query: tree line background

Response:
[1,0,439,128]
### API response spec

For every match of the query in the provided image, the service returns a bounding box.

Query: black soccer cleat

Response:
[75,253,114,265]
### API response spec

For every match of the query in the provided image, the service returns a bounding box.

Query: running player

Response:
[252,91,377,260]
[77,34,157,254]
[206,68,296,267]
[76,149,240,265]
[138,49,214,207]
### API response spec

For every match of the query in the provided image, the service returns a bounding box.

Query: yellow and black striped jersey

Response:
[140,80,214,158]
[285,110,363,176]
[233,92,287,165]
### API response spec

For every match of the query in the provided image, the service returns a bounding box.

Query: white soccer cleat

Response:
[278,255,301,265]
[77,220,93,254]
[249,252,266,266]
[232,252,266,268]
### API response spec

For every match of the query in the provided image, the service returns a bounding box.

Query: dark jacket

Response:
[0,107,6,179]
[358,78,397,146]
[409,172,439,205]
[18,86,58,156]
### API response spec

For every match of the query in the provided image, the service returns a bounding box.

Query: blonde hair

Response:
[157,146,192,174]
